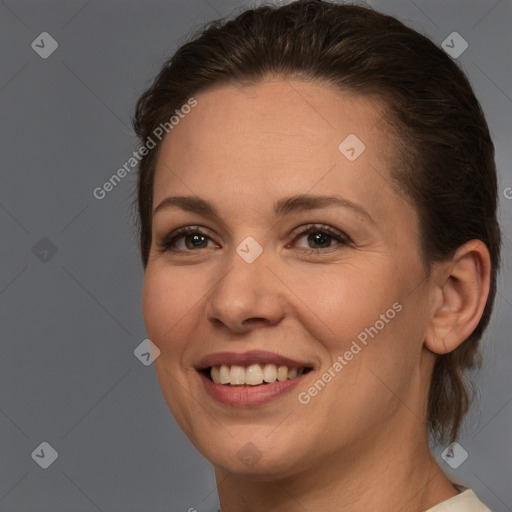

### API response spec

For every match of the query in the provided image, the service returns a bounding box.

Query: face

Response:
[142,78,436,479]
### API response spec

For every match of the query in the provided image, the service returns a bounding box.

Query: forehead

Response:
[153,78,395,202]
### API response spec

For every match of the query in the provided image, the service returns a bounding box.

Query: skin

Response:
[142,78,491,511]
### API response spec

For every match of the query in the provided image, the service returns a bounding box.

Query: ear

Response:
[425,240,491,355]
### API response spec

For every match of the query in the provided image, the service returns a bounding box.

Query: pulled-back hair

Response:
[133,0,501,444]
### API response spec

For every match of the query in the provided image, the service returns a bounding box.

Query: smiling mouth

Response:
[201,363,313,386]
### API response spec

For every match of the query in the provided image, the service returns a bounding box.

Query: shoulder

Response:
[425,489,491,512]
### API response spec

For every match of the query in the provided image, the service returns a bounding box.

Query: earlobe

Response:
[425,240,491,355]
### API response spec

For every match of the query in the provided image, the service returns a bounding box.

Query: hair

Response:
[132,0,501,444]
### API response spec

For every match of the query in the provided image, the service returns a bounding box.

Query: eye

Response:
[157,226,216,253]
[291,224,351,252]
[157,223,351,255]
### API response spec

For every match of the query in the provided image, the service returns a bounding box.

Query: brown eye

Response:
[293,224,350,252]
[158,226,216,253]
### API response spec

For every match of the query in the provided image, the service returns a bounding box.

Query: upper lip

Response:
[196,350,314,370]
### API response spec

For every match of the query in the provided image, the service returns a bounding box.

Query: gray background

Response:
[1,0,511,510]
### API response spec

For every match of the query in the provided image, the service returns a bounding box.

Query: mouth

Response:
[195,350,315,406]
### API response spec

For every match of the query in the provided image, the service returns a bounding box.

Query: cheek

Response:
[284,260,402,351]
[141,265,201,352]
[141,266,202,435]
[141,271,168,344]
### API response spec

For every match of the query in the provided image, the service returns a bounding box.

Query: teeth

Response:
[277,365,288,382]
[219,364,230,384]
[229,365,245,385]
[211,366,220,383]
[263,363,277,383]
[245,364,264,385]
[209,363,306,386]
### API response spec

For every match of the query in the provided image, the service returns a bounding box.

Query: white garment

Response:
[425,489,491,511]
[216,487,491,511]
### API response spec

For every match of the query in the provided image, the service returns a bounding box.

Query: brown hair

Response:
[132,0,501,444]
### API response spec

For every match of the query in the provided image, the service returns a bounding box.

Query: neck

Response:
[214,423,459,512]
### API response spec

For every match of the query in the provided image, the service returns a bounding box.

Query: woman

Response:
[133,1,501,510]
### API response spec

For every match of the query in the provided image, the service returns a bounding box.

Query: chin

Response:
[196,431,310,479]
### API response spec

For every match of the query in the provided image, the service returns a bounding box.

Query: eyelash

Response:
[157,224,352,255]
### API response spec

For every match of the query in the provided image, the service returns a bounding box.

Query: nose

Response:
[205,246,286,334]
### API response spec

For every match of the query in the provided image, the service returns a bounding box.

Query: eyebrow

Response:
[152,194,375,224]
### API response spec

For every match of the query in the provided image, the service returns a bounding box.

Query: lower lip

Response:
[199,371,305,407]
